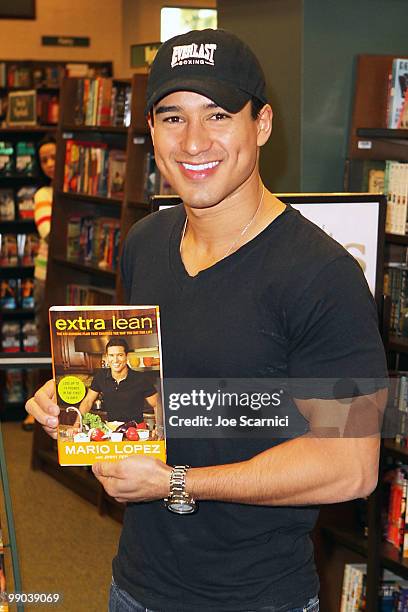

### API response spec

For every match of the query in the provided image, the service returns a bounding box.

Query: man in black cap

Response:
[27,29,387,612]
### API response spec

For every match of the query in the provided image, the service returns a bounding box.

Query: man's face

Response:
[149,91,265,209]
[106,346,128,375]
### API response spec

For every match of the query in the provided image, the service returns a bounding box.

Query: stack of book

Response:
[384,161,408,235]
[1,320,38,353]
[0,186,37,221]
[73,78,131,127]
[0,141,37,177]
[340,564,408,610]
[387,58,408,129]
[63,140,126,199]
[0,233,39,267]
[0,278,35,310]
[66,283,115,306]
[384,263,408,335]
[67,215,120,271]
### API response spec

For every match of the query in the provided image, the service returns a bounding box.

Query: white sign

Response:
[290,201,380,296]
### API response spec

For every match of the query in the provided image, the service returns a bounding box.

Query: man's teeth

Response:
[182,161,219,171]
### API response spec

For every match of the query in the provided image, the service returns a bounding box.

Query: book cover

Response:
[0,189,15,221]
[0,142,14,176]
[16,141,37,176]
[16,186,36,219]
[107,150,126,198]
[388,59,408,128]
[49,305,166,466]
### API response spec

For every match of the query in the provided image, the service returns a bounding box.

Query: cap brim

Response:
[145,77,251,115]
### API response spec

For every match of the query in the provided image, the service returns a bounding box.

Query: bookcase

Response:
[319,54,408,611]
[32,73,153,521]
[0,61,113,422]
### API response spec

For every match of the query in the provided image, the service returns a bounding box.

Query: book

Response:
[107,149,126,198]
[0,279,17,309]
[0,189,15,221]
[0,142,14,176]
[0,235,18,266]
[1,321,20,352]
[387,59,408,128]
[17,233,39,265]
[16,186,36,219]
[49,305,165,466]
[15,141,37,176]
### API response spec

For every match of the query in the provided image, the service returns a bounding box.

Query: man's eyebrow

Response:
[154,102,223,115]
[155,105,182,115]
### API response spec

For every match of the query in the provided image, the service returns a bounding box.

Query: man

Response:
[78,337,158,424]
[27,29,387,612]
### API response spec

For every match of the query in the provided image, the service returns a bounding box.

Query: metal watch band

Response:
[165,465,197,514]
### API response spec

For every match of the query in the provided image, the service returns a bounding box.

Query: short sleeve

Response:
[90,369,103,393]
[285,255,388,396]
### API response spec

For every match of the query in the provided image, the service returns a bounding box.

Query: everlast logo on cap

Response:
[171,43,217,68]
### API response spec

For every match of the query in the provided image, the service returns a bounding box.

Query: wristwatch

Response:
[164,465,197,514]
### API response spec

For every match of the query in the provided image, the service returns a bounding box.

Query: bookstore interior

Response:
[1,1,408,611]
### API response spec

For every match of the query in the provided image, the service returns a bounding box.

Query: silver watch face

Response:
[168,500,196,514]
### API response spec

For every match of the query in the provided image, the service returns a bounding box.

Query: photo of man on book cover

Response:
[48,305,165,466]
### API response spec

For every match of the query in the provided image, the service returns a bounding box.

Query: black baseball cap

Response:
[145,29,267,115]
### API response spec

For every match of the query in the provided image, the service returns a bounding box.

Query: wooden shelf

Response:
[0,309,34,318]
[383,439,408,462]
[0,266,34,278]
[385,233,408,245]
[52,256,117,279]
[357,128,408,140]
[57,191,122,207]
[0,220,36,232]
[61,124,128,134]
[0,126,57,134]
[323,525,408,580]
[388,335,408,353]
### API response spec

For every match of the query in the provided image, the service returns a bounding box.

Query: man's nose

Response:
[181,119,211,156]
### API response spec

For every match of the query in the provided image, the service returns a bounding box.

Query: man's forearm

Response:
[186,436,380,506]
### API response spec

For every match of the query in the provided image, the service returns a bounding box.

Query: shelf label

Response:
[358,140,372,150]
[133,136,146,145]
[62,132,74,140]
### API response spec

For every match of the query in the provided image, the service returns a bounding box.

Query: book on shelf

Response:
[7,64,32,88]
[0,189,15,221]
[3,369,25,404]
[17,233,39,265]
[16,186,36,219]
[48,305,165,466]
[384,263,408,336]
[107,149,126,198]
[72,77,129,127]
[1,321,20,352]
[16,141,37,176]
[0,279,17,309]
[340,564,408,611]
[66,215,120,271]
[0,235,18,266]
[37,93,59,124]
[387,58,408,129]
[63,140,109,197]
[0,142,14,176]
[66,283,115,306]
[384,161,408,235]
[0,278,35,311]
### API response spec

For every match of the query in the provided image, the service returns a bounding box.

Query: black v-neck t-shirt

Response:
[114,204,387,611]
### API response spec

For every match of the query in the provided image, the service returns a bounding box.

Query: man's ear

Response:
[256,104,273,147]
[147,112,155,143]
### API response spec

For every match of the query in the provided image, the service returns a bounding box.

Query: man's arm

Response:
[92,389,386,505]
[79,388,99,415]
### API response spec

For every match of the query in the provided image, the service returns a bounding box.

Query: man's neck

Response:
[111,367,128,382]
[180,186,286,276]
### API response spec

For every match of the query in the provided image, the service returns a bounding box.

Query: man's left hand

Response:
[92,456,172,503]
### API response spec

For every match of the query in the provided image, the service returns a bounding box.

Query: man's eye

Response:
[163,116,182,123]
[211,113,230,121]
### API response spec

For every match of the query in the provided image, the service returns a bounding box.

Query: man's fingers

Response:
[92,461,123,479]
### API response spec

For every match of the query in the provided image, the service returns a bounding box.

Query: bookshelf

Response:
[32,73,152,519]
[0,61,113,422]
[325,54,408,611]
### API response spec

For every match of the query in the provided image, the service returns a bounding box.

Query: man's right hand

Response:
[25,379,60,439]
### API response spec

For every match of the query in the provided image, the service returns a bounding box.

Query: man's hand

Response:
[25,379,60,439]
[92,456,172,503]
